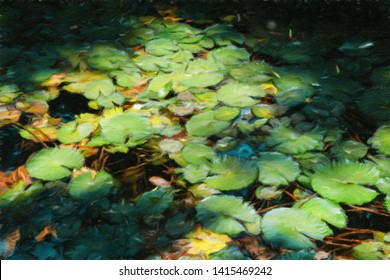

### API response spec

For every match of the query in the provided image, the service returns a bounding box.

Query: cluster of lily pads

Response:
[1,1,390,260]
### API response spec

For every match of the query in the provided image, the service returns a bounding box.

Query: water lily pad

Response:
[330,140,368,161]
[204,156,258,191]
[196,195,261,235]
[135,55,170,72]
[352,241,390,260]
[274,76,314,108]
[262,207,333,250]
[266,125,325,154]
[311,162,380,205]
[217,82,266,107]
[186,110,231,137]
[205,24,245,46]
[229,62,273,83]
[100,113,153,146]
[57,120,94,144]
[369,124,390,156]
[255,186,283,200]
[145,38,179,56]
[208,46,250,66]
[27,147,84,181]
[136,188,174,216]
[182,144,214,165]
[358,88,390,124]
[84,79,116,99]
[297,197,347,228]
[256,152,300,186]
[69,170,114,203]
[182,164,211,183]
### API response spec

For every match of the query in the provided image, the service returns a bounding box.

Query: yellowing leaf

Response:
[184,227,231,257]
[261,83,278,95]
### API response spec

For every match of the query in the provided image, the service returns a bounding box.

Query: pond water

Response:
[0,0,390,260]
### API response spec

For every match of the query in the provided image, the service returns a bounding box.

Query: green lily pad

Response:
[57,120,94,144]
[294,153,331,171]
[186,110,231,137]
[352,241,390,260]
[204,156,258,191]
[100,113,153,146]
[136,188,174,216]
[255,186,283,200]
[84,79,116,99]
[87,45,130,71]
[182,144,215,165]
[265,125,325,154]
[385,196,390,213]
[297,197,348,228]
[135,55,170,72]
[205,24,245,46]
[330,140,368,161]
[217,82,266,107]
[262,207,333,250]
[208,46,250,66]
[274,75,314,108]
[358,88,390,125]
[27,147,84,181]
[182,164,210,183]
[145,38,179,56]
[69,170,115,203]
[369,124,390,156]
[256,152,300,186]
[229,62,273,83]
[196,195,261,235]
[251,104,286,119]
[178,72,224,89]
[311,162,380,205]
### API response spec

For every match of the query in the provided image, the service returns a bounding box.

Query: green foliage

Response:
[204,156,258,191]
[262,207,333,250]
[217,82,265,107]
[311,162,380,205]
[69,170,115,203]
[369,124,390,156]
[256,152,300,186]
[27,147,84,181]
[196,195,261,235]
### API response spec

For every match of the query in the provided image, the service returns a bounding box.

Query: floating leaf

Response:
[27,147,84,181]
[352,241,390,260]
[186,110,230,137]
[183,227,231,257]
[229,62,273,83]
[204,156,258,191]
[100,113,153,146]
[330,140,368,161]
[205,24,245,46]
[311,162,380,205]
[57,120,94,144]
[69,170,114,203]
[358,88,390,125]
[182,144,214,165]
[255,186,283,200]
[84,78,115,98]
[262,207,333,250]
[256,152,300,186]
[182,164,210,183]
[217,82,265,107]
[266,125,324,154]
[369,124,390,156]
[145,38,179,56]
[136,188,174,216]
[297,197,348,228]
[274,76,314,108]
[208,46,250,66]
[196,195,261,235]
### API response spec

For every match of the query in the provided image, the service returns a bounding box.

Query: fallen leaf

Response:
[149,176,171,187]
[0,228,20,258]
[35,225,57,242]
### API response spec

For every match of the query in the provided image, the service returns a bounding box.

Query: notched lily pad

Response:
[185,110,231,137]
[262,207,333,250]
[196,195,261,235]
[27,147,84,181]
[256,152,300,186]
[369,124,390,156]
[311,162,380,205]
[217,82,265,107]
[204,156,258,191]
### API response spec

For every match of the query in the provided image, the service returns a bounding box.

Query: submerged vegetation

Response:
[0,0,390,260]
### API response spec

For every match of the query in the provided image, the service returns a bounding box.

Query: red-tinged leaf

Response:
[149,176,171,187]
